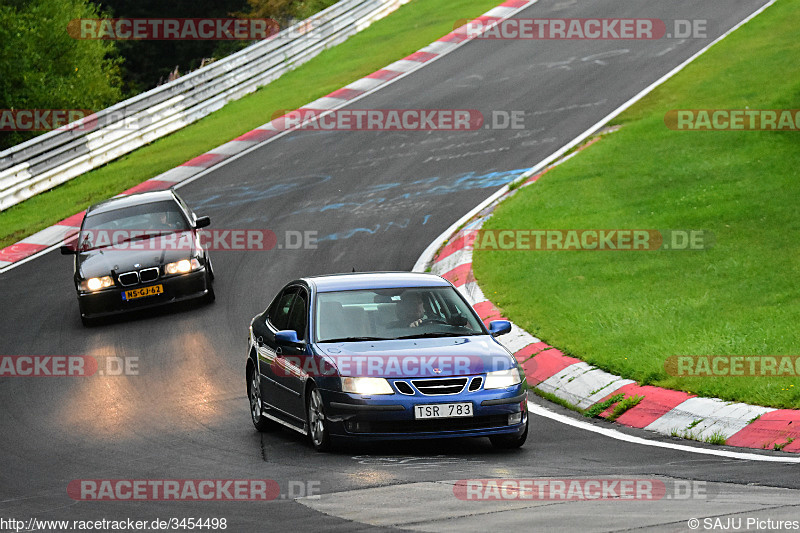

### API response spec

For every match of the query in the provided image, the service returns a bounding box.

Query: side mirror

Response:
[489,320,511,337]
[194,216,211,229]
[60,245,76,255]
[275,330,304,347]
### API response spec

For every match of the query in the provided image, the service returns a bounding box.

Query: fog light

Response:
[345,421,369,433]
[508,412,522,425]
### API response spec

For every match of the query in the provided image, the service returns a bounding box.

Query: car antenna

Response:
[352,267,357,272]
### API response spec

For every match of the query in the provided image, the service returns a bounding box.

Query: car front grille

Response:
[117,271,139,286]
[394,381,414,395]
[345,415,510,434]
[411,377,467,395]
[468,376,483,392]
[118,267,161,287]
[139,267,159,283]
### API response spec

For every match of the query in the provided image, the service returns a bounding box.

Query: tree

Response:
[97,0,250,94]
[0,0,123,149]
[234,0,338,24]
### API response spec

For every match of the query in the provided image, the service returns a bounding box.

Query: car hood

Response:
[76,232,199,279]
[315,336,515,378]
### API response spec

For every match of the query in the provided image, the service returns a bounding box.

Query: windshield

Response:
[316,286,485,342]
[79,200,190,250]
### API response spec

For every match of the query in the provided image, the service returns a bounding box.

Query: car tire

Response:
[306,385,332,452]
[248,366,277,432]
[80,315,95,327]
[489,418,528,449]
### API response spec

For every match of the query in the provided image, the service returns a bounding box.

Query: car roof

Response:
[86,190,177,216]
[304,272,451,292]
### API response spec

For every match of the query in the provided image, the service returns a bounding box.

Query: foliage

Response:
[0,0,123,149]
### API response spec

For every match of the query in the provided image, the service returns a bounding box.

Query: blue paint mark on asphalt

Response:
[190,175,332,211]
[290,167,527,219]
[313,168,527,242]
[318,225,382,242]
[384,219,410,230]
[188,167,526,242]
[368,182,402,192]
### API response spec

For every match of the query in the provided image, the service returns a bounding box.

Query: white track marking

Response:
[528,401,800,463]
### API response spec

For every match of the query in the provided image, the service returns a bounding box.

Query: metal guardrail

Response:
[0,0,407,211]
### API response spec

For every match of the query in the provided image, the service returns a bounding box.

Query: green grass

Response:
[667,427,724,445]
[530,387,583,415]
[670,429,727,446]
[606,395,643,422]
[774,437,794,451]
[584,393,624,419]
[0,0,504,248]
[704,432,728,446]
[686,419,703,431]
[473,0,800,409]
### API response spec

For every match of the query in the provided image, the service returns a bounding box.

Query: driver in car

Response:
[395,293,428,328]
[159,212,171,227]
[151,211,177,230]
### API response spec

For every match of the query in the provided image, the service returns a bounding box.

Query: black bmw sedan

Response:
[61,189,215,325]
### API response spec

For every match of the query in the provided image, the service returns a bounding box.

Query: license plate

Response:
[123,284,163,301]
[414,403,473,419]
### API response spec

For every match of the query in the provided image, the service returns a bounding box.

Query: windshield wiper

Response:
[396,332,479,340]
[319,336,391,343]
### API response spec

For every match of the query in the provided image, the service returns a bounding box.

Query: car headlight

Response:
[484,367,524,389]
[341,377,394,395]
[165,258,200,275]
[79,276,114,292]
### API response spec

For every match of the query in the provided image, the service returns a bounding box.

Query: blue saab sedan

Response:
[245,272,528,451]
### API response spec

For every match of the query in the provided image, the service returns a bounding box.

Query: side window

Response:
[268,287,298,331]
[286,289,308,340]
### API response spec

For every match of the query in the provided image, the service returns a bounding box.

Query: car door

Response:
[272,286,311,420]
[256,286,300,421]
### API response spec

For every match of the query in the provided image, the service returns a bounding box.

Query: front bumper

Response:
[77,269,209,318]
[321,385,528,441]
